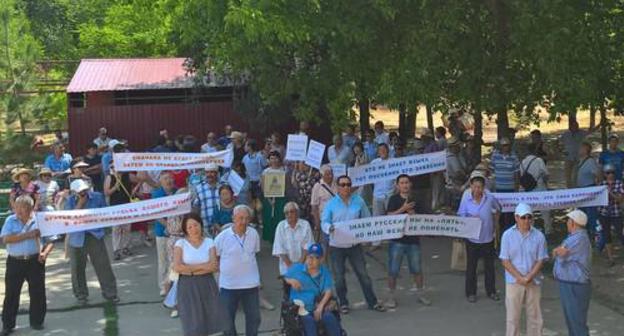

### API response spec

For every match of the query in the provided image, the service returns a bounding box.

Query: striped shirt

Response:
[553,230,591,284]
[192,181,221,228]
[490,150,520,191]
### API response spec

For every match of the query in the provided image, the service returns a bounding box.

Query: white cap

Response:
[469,170,486,181]
[514,203,532,216]
[566,209,588,226]
[70,179,90,193]
[205,163,219,171]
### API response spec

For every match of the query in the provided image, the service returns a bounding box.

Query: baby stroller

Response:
[279,279,347,336]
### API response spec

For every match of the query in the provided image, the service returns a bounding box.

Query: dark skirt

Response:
[178,273,223,336]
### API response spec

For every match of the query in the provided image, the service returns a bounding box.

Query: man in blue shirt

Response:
[1,195,54,335]
[499,203,548,336]
[44,143,73,176]
[66,179,119,305]
[321,175,386,314]
[284,244,342,336]
[599,133,624,180]
[553,210,592,336]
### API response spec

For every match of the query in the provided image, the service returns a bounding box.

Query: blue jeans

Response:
[558,280,591,336]
[301,312,341,336]
[220,287,261,336]
[597,216,624,251]
[387,242,422,277]
[330,245,378,308]
[580,207,597,239]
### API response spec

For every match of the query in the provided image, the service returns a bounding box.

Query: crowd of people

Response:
[0,117,618,336]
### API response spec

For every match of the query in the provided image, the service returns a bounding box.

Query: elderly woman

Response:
[261,151,288,242]
[272,202,315,276]
[214,185,239,229]
[9,168,40,211]
[457,170,501,303]
[291,162,320,220]
[173,213,222,336]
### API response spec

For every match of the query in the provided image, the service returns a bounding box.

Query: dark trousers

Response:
[2,256,46,330]
[69,234,117,300]
[465,241,496,297]
[559,280,591,336]
[330,245,378,308]
[220,287,261,336]
[497,189,516,241]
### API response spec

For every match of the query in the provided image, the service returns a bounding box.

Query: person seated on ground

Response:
[284,243,342,336]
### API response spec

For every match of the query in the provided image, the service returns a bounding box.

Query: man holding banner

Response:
[66,180,119,305]
[321,175,386,314]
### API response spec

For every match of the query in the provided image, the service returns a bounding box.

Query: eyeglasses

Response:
[338,183,352,187]
[606,171,615,175]
[520,215,533,220]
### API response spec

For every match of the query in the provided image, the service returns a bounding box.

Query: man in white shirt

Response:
[374,121,390,145]
[272,202,314,275]
[327,134,352,164]
[201,132,219,153]
[93,127,111,148]
[215,205,261,336]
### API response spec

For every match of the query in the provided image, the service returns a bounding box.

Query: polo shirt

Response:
[553,230,591,284]
[285,263,333,312]
[65,192,107,248]
[215,226,261,289]
[457,192,500,244]
[44,153,73,173]
[272,219,315,275]
[0,214,40,256]
[242,152,267,182]
[490,150,520,191]
[499,225,548,284]
[321,194,371,248]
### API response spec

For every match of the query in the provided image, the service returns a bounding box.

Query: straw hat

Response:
[12,168,34,182]
[38,168,53,177]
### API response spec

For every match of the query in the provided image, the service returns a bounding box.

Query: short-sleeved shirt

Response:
[560,130,589,162]
[175,238,214,265]
[600,149,624,180]
[327,145,352,164]
[446,152,467,187]
[576,157,598,187]
[192,181,221,228]
[499,225,548,284]
[375,132,390,145]
[201,143,218,153]
[520,155,548,189]
[101,152,113,177]
[310,181,336,217]
[0,215,40,256]
[387,194,422,244]
[553,230,591,284]
[152,187,177,237]
[370,157,395,198]
[242,152,267,182]
[490,150,520,191]
[598,180,624,217]
[321,194,371,248]
[272,219,315,275]
[214,226,261,289]
[44,153,73,173]
[65,192,107,247]
[35,180,59,210]
[457,191,500,244]
[285,263,334,312]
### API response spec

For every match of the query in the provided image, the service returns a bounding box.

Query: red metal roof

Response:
[66,58,194,93]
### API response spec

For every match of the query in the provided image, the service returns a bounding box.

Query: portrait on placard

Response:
[262,171,286,197]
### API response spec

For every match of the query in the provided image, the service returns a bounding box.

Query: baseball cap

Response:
[469,170,486,182]
[566,209,587,226]
[205,163,219,171]
[70,179,90,194]
[608,133,619,140]
[308,243,324,258]
[603,163,616,173]
[514,203,532,216]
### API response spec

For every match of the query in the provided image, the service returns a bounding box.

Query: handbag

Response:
[450,239,467,271]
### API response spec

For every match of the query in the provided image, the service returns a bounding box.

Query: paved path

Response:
[1,235,623,336]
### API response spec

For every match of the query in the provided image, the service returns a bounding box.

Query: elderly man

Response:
[218,125,233,148]
[93,127,111,148]
[192,163,221,236]
[272,202,315,276]
[322,175,386,314]
[311,165,336,242]
[215,205,261,336]
[500,203,548,336]
[66,180,119,305]
[284,243,342,336]
[44,143,73,178]
[1,196,54,335]
[201,132,219,153]
[327,134,352,164]
[553,209,592,336]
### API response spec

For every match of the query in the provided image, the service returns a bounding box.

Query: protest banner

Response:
[262,171,286,197]
[347,151,447,187]
[37,193,192,237]
[285,134,308,161]
[330,213,482,245]
[226,170,245,196]
[113,149,233,172]
[492,186,608,213]
[304,140,326,169]
[329,163,346,179]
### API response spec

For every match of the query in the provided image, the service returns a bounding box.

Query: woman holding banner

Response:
[260,151,287,242]
[457,170,501,303]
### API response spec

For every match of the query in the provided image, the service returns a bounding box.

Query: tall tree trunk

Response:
[569,110,577,128]
[473,108,483,161]
[600,105,608,151]
[589,106,596,130]
[398,103,407,140]
[358,98,370,139]
[496,109,509,140]
[406,105,417,139]
[426,105,434,134]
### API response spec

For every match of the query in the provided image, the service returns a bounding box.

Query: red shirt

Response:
[171,170,189,189]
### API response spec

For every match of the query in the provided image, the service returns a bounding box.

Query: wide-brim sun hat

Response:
[12,168,34,182]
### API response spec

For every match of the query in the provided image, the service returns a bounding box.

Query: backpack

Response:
[519,157,538,191]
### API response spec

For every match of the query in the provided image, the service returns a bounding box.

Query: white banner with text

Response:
[492,186,608,213]
[113,150,233,172]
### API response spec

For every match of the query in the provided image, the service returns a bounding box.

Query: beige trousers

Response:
[505,283,543,336]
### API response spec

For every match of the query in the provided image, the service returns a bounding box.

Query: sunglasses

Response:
[338,183,352,187]
[519,215,533,220]
[606,171,615,175]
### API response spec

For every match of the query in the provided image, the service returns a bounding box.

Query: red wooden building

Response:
[66,58,253,154]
